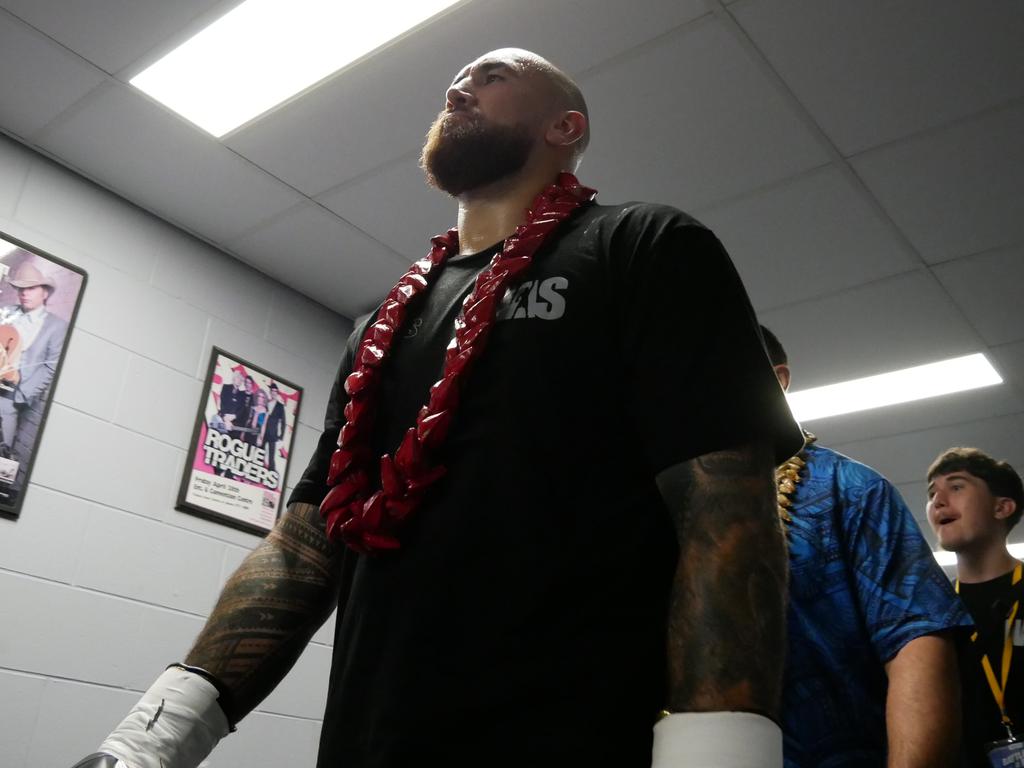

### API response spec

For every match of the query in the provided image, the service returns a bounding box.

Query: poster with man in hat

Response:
[0,236,86,515]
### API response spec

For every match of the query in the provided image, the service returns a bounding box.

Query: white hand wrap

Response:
[97,667,230,768]
[652,711,782,768]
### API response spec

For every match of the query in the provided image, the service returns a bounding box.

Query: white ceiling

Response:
[0,0,1022,546]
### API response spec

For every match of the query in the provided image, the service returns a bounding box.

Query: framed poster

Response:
[0,232,87,519]
[176,348,303,535]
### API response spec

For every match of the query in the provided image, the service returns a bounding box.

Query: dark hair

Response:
[759,325,787,367]
[269,382,278,391]
[928,447,1024,530]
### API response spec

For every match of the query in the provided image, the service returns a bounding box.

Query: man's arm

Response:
[185,500,348,720]
[837,476,966,767]
[884,633,961,768]
[77,501,348,767]
[655,440,787,717]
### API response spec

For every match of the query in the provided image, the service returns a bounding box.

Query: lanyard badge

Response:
[986,737,1024,767]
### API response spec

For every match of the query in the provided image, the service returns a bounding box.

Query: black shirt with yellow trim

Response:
[958,566,1024,767]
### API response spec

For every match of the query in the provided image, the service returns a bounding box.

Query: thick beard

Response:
[420,111,534,196]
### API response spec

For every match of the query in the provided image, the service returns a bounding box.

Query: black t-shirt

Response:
[290,202,804,768]
[957,567,1024,767]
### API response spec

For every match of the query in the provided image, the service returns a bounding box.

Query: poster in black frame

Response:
[176,347,303,536]
[0,231,88,520]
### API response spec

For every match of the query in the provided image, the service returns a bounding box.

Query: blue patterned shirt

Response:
[783,443,970,767]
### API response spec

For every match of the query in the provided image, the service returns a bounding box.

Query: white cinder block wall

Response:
[0,134,354,768]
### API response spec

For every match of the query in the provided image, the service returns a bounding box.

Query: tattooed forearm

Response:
[656,441,787,718]
[185,501,348,720]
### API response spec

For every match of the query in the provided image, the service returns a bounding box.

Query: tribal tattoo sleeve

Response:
[655,441,787,718]
[185,501,350,720]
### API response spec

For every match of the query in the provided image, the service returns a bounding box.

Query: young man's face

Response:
[927,471,1009,552]
[17,285,46,312]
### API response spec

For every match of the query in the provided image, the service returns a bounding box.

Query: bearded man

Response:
[73,49,802,768]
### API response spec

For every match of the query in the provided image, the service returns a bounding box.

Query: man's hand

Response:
[69,502,348,768]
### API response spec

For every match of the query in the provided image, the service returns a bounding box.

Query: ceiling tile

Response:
[37,82,305,243]
[852,103,1024,264]
[932,245,1024,347]
[0,0,228,75]
[227,203,409,319]
[760,271,981,389]
[697,164,916,311]
[227,0,711,195]
[577,15,830,212]
[894,481,940,546]
[898,489,938,547]
[318,157,456,262]
[832,412,1024,487]
[898,481,927,519]
[807,382,1024,449]
[731,0,1024,154]
[0,12,106,139]
[991,341,1024,398]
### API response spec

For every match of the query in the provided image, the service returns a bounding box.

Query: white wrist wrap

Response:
[652,711,782,768]
[98,668,230,768]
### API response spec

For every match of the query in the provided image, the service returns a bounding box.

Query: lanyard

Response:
[958,562,1023,729]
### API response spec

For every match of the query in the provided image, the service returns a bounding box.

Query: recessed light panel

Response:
[131,0,464,137]
[934,542,1024,566]
[787,353,1002,423]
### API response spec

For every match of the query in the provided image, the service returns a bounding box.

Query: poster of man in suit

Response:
[177,348,302,535]
[0,234,87,518]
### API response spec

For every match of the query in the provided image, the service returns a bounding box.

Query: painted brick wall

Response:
[0,134,353,767]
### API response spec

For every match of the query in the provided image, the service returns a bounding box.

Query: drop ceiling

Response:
[0,0,1021,545]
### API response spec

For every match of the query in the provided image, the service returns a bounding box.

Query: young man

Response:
[762,326,968,767]
[259,381,286,473]
[0,263,68,472]
[73,50,803,768]
[928,447,1024,767]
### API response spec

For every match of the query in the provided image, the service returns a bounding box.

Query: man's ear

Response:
[545,110,587,151]
[773,364,791,392]
[995,497,1018,522]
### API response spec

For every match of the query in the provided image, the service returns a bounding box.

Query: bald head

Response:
[457,48,590,165]
[506,50,590,162]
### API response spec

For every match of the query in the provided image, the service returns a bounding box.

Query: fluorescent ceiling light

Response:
[131,0,464,137]
[0,239,21,258]
[934,542,1024,567]
[787,353,1002,423]
[933,550,956,566]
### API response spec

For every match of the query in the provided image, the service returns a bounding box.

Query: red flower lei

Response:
[319,172,597,553]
